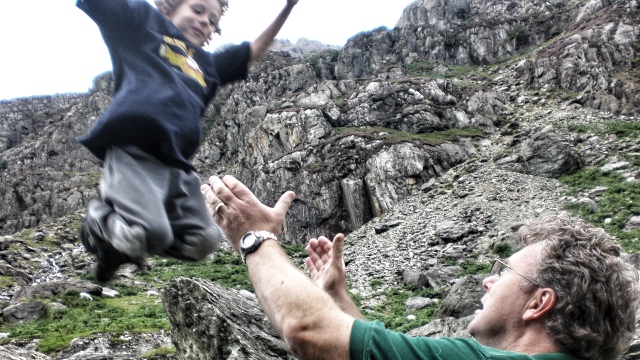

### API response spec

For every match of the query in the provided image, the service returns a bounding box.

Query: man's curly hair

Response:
[519,213,639,360]
[154,0,228,38]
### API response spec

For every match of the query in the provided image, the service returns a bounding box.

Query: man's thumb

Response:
[274,191,295,214]
[332,233,345,263]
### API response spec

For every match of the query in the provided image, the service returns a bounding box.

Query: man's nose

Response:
[482,274,497,291]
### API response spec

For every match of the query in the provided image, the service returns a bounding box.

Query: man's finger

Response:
[305,257,317,276]
[209,175,242,206]
[332,233,345,264]
[220,175,256,202]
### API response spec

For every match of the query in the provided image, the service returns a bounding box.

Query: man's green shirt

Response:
[349,320,580,360]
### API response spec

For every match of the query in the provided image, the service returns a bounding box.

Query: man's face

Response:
[467,243,543,348]
[164,0,222,47]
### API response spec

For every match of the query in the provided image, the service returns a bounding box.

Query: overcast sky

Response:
[0,0,415,101]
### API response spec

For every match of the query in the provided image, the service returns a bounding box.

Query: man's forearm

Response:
[330,291,365,320]
[246,240,353,359]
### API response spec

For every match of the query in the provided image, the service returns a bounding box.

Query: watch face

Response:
[242,234,257,249]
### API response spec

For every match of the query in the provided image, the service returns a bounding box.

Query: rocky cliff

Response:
[0,0,639,358]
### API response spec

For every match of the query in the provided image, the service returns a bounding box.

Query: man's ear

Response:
[523,288,556,321]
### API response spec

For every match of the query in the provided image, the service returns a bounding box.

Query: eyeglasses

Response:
[490,258,541,287]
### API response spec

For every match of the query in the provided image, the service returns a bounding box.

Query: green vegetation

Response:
[560,93,577,102]
[0,249,253,354]
[403,61,435,78]
[567,124,590,133]
[365,287,440,333]
[370,279,384,290]
[402,61,492,80]
[0,291,168,354]
[335,126,485,146]
[0,276,16,289]
[459,260,491,276]
[559,168,640,252]
[332,96,346,108]
[141,346,176,358]
[605,121,640,139]
[508,24,530,48]
[560,119,640,251]
[140,249,252,290]
[491,242,514,258]
[281,243,308,262]
[0,160,7,170]
[564,120,640,139]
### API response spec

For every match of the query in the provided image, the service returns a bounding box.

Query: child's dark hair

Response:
[154,0,229,36]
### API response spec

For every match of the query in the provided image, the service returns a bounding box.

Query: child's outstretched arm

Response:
[250,0,299,62]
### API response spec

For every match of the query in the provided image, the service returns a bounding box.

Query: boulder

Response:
[163,277,296,360]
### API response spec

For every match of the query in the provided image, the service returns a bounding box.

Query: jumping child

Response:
[77,0,298,282]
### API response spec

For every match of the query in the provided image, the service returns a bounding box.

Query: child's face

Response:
[163,0,222,47]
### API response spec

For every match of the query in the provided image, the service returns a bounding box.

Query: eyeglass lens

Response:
[490,259,502,276]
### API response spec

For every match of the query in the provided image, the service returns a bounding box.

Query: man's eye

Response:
[191,6,203,14]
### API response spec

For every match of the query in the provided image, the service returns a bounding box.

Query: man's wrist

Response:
[243,238,278,265]
[239,230,277,264]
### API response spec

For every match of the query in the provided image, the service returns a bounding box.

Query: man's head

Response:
[155,0,229,47]
[469,213,639,360]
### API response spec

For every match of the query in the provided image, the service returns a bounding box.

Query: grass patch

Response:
[564,120,640,139]
[142,346,176,358]
[365,287,440,333]
[403,61,435,77]
[605,121,640,139]
[402,61,492,81]
[370,279,384,290]
[0,276,17,289]
[141,249,252,290]
[335,126,484,146]
[567,124,590,133]
[459,260,491,276]
[559,168,640,251]
[492,242,514,258]
[0,291,169,354]
[0,246,310,354]
[281,243,308,261]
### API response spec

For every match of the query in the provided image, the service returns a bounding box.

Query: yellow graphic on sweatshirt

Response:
[159,36,206,87]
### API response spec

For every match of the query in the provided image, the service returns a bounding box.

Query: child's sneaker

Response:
[108,220,147,260]
[79,220,97,254]
[94,238,146,283]
[80,199,148,282]
[98,224,147,282]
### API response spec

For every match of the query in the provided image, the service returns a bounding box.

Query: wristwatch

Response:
[240,230,277,264]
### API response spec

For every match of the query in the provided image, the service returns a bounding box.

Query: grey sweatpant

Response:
[91,145,221,261]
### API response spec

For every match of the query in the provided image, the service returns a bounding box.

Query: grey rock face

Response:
[163,277,296,360]
[0,345,52,360]
[338,0,638,115]
[12,279,102,301]
[407,315,474,339]
[2,301,45,324]
[495,126,584,178]
[434,274,484,319]
[52,332,173,360]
